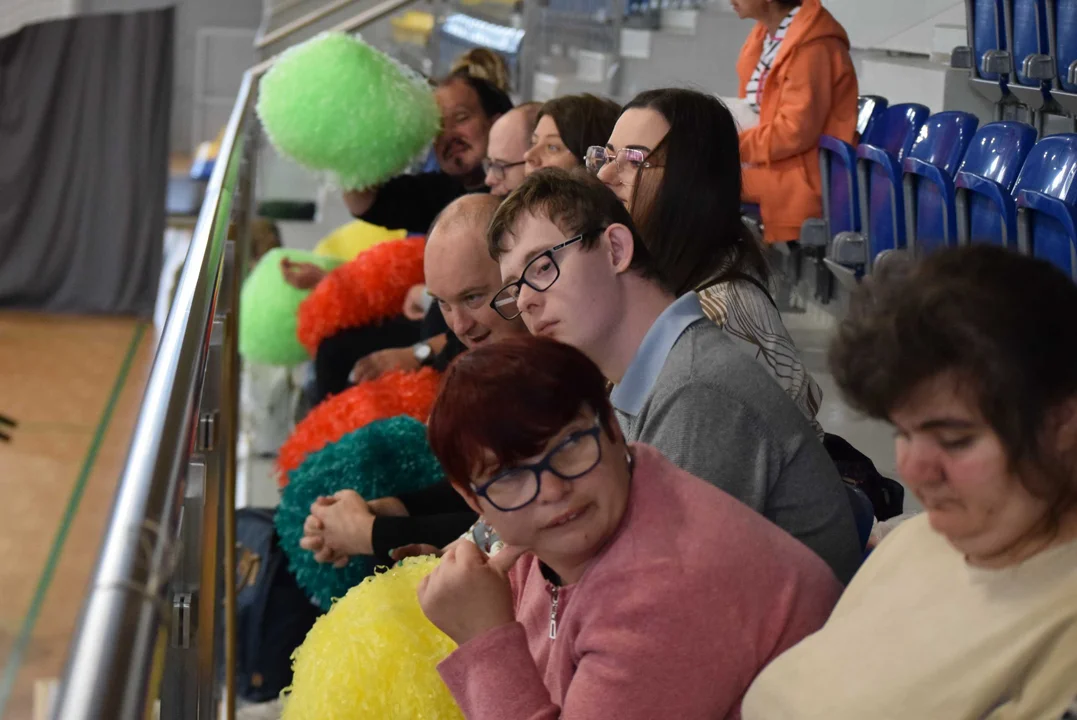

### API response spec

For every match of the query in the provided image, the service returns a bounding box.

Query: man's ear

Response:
[605,224,635,274]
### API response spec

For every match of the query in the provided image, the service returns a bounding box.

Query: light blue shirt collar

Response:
[610,293,706,416]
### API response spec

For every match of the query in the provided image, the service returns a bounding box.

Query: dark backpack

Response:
[823,434,905,521]
[232,508,322,702]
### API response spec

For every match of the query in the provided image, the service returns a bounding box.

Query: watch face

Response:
[414,343,433,363]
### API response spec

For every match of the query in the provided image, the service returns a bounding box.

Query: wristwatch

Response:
[412,341,433,365]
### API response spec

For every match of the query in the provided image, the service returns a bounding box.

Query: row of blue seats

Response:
[953,0,1077,123]
[807,96,1077,282]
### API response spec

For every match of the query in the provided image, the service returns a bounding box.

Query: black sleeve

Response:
[420,302,450,340]
[430,333,467,372]
[395,480,472,516]
[360,172,467,234]
[371,512,478,565]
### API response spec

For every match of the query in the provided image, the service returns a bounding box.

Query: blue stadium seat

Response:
[857,96,888,141]
[1015,134,1077,276]
[1053,0,1077,116]
[817,136,861,239]
[974,0,1011,82]
[953,0,1013,119]
[1008,0,1055,129]
[799,96,888,252]
[855,104,931,265]
[902,112,981,255]
[846,484,875,552]
[1012,0,1052,87]
[955,121,1037,247]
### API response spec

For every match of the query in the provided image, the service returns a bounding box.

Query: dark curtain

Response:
[0,7,173,316]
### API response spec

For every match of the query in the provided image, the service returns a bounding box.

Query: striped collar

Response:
[745,6,801,111]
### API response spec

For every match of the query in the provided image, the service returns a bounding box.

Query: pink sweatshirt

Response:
[437,443,843,719]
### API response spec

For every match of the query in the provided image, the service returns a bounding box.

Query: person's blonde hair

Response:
[450,48,511,92]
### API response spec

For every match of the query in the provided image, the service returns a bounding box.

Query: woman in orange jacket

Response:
[733,0,858,244]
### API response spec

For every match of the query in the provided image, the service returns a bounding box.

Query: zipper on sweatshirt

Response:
[548,585,560,640]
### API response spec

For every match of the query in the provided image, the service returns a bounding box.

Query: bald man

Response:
[301,194,528,567]
[348,187,534,384]
[484,102,541,197]
[424,194,528,345]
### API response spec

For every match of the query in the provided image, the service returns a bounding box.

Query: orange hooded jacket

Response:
[738,0,858,243]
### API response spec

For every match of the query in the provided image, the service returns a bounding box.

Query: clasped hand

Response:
[299,490,376,566]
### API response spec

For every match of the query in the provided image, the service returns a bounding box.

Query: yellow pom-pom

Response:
[282,556,464,720]
[313,220,407,262]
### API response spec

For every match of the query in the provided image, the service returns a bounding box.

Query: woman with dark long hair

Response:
[589,88,822,432]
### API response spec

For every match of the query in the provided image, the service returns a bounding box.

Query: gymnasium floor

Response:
[0,313,155,720]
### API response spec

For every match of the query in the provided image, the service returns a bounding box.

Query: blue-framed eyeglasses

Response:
[490,233,590,320]
[472,422,603,512]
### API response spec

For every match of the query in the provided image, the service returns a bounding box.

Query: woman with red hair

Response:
[417,335,841,719]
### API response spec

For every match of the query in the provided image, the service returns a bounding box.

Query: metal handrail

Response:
[50,0,432,714]
[251,0,423,74]
[50,72,255,720]
[256,0,364,49]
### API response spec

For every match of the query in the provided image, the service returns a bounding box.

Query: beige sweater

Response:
[743,513,1077,720]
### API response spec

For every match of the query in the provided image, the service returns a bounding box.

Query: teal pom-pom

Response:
[239,248,342,366]
[256,32,441,190]
[275,415,446,610]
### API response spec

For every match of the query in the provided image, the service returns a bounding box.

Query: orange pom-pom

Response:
[297,236,426,354]
[277,367,442,487]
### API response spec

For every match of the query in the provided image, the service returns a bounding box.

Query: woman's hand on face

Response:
[306,490,377,557]
[417,541,526,646]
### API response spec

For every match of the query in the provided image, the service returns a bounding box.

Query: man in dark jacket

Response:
[343,72,514,233]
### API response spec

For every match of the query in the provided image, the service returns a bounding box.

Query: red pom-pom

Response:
[296,236,426,354]
[276,367,442,487]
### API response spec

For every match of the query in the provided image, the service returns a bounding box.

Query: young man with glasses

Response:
[487,168,862,583]
[484,103,540,197]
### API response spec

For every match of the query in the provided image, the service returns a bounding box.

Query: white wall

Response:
[616,0,972,112]
[172,0,262,154]
[820,0,963,54]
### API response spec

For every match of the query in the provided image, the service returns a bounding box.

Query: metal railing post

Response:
[49,75,252,720]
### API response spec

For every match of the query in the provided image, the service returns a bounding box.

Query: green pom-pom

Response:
[257,32,441,190]
[239,248,342,366]
[276,416,446,610]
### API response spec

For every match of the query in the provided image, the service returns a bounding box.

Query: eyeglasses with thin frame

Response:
[584,146,661,174]
[472,421,603,512]
[482,158,526,180]
[489,233,589,320]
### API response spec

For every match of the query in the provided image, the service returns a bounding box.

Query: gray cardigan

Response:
[614,319,862,584]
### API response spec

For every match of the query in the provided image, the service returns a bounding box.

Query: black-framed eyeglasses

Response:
[584,145,662,174]
[482,158,526,180]
[490,233,589,320]
[473,422,603,512]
